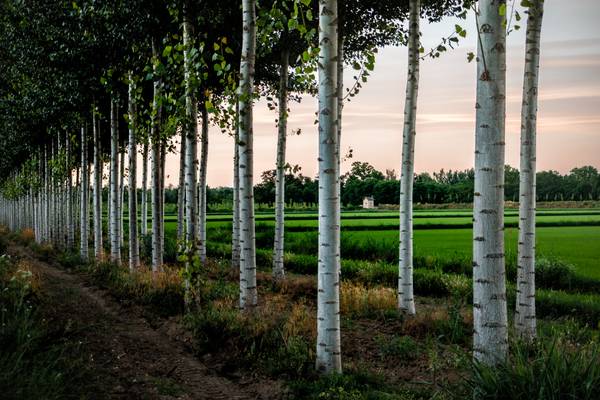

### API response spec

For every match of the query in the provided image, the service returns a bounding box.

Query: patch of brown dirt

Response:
[8,244,282,400]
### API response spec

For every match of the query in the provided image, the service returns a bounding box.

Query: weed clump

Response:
[185,295,315,378]
[457,336,600,400]
[89,261,185,316]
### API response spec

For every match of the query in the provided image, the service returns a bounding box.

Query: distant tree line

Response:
[197,162,600,208]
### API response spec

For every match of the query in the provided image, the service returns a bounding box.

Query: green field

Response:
[336,227,600,279]
[155,208,600,280]
[197,214,600,230]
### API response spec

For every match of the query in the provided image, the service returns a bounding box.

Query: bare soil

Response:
[8,244,282,400]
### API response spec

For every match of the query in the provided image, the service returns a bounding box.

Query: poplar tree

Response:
[316,0,341,374]
[398,0,421,316]
[238,0,258,310]
[515,0,544,340]
[472,0,508,365]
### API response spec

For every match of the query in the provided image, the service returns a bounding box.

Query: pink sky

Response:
[159,0,600,188]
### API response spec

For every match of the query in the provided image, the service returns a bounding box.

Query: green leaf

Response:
[205,100,216,113]
[467,52,475,63]
[499,4,506,16]
[162,45,172,57]
[288,18,298,31]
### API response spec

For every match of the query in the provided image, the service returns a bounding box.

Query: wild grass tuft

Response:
[88,261,185,316]
[457,336,600,400]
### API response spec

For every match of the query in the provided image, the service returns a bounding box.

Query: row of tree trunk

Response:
[0,0,545,376]
[395,0,545,368]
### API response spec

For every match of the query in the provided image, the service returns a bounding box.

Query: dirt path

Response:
[9,244,281,400]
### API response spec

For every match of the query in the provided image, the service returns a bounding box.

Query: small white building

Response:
[362,196,375,209]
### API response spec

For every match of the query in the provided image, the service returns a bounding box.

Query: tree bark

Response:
[119,147,125,248]
[472,0,508,366]
[238,0,258,310]
[110,97,121,264]
[273,48,289,281]
[232,101,241,271]
[45,147,49,243]
[75,166,80,241]
[151,38,163,272]
[515,0,544,340]
[198,100,209,264]
[183,4,199,297]
[93,106,103,259]
[398,0,420,316]
[80,125,89,259]
[160,140,166,263]
[128,76,140,270]
[177,127,186,244]
[66,132,74,249]
[316,0,341,374]
[141,141,148,236]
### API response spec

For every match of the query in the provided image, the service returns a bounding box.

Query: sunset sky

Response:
[162,0,600,187]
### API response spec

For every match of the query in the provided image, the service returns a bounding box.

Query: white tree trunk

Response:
[316,0,341,374]
[93,109,103,259]
[51,142,56,245]
[128,76,140,270]
[51,141,57,246]
[238,0,258,310]
[232,101,241,270]
[336,33,343,260]
[119,148,125,248]
[151,119,162,271]
[141,141,148,236]
[110,98,121,264]
[273,48,289,281]
[75,166,80,242]
[398,0,420,316]
[66,132,74,249]
[198,101,209,264]
[177,127,186,243]
[80,126,89,259]
[515,0,544,340]
[472,0,508,366]
[151,39,163,272]
[183,7,199,295]
[160,142,166,261]
[44,148,49,243]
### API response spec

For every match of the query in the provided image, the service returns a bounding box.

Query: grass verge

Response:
[0,252,88,399]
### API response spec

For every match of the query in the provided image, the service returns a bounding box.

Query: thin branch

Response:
[472,3,488,76]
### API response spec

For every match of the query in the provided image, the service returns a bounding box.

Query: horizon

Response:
[158,162,596,190]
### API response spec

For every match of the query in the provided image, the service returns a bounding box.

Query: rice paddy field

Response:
[178,207,600,280]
